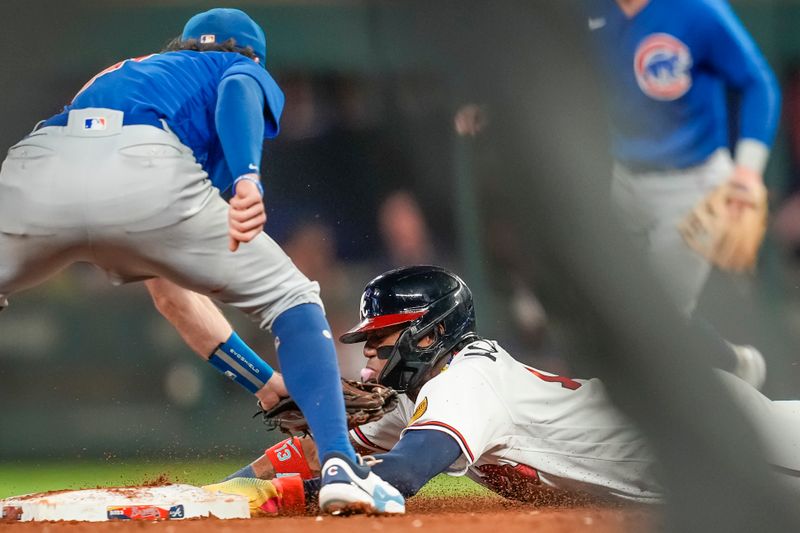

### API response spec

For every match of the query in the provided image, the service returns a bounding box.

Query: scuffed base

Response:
[1,484,249,522]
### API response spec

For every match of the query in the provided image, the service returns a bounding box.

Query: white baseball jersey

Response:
[350,339,800,503]
[351,339,658,503]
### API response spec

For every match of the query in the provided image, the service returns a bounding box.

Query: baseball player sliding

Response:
[586,0,780,388]
[0,8,403,515]
[205,266,800,514]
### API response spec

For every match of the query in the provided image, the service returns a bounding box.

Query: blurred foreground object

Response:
[410,1,800,532]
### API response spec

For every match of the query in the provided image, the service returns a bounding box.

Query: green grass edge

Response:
[0,459,491,500]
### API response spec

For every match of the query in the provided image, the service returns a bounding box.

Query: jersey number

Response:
[73,54,157,101]
[525,367,581,390]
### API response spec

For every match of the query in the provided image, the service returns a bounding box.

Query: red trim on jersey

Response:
[351,426,390,452]
[525,366,582,390]
[406,421,475,463]
[340,311,426,342]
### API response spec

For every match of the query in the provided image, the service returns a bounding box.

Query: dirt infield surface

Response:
[0,496,656,533]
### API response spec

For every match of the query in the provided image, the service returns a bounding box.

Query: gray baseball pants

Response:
[0,108,321,329]
[611,149,733,315]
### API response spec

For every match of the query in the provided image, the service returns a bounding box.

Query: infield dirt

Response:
[0,496,655,533]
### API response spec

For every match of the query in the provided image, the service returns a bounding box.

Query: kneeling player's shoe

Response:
[730,343,767,391]
[318,452,405,515]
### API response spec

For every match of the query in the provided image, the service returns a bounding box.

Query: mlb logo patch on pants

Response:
[84,117,107,130]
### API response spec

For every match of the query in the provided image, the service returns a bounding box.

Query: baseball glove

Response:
[678,179,768,273]
[256,379,399,435]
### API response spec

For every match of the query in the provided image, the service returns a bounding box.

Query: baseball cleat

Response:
[318,453,405,515]
[730,343,767,391]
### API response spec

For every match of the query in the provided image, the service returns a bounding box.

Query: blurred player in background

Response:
[205,266,800,514]
[586,0,780,388]
[0,7,403,515]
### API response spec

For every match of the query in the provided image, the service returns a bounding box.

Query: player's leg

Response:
[652,151,734,312]
[718,373,800,494]
[144,278,288,407]
[90,123,402,513]
[612,152,732,314]
[146,278,233,356]
[642,155,767,386]
[611,154,767,386]
[612,166,717,314]
[123,198,403,512]
[646,216,713,315]
[83,122,355,462]
[99,153,355,463]
[0,130,88,316]
[0,233,80,315]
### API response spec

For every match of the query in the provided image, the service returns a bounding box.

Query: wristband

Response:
[735,139,769,175]
[208,331,274,394]
[234,174,264,196]
[265,437,315,480]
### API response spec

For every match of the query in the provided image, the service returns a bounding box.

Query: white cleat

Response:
[729,343,767,390]
[318,453,405,515]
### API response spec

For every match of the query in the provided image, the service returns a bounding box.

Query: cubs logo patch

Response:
[200,34,216,44]
[410,397,428,424]
[634,33,693,101]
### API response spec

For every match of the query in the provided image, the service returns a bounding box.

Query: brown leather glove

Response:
[257,379,399,435]
[679,177,767,273]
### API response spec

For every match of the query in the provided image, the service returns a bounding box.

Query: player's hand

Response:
[228,175,266,252]
[726,166,763,218]
[256,372,289,411]
[203,477,305,516]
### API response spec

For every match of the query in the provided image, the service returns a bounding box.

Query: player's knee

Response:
[146,281,184,319]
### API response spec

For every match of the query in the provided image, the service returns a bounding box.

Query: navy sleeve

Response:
[215,74,265,180]
[370,429,464,498]
[301,430,462,501]
[700,0,780,146]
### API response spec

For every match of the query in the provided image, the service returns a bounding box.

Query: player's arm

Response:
[703,2,780,180]
[370,429,463,497]
[145,278,287,408]
[225,435,321,481]
[223,428,380,482]
[215,73,267,251]
[292,430,461,502]
[212,429,460,515]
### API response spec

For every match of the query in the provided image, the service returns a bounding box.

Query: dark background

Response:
[1,0,800,460]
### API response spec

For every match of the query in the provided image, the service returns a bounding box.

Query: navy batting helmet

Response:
[340,265,478,393]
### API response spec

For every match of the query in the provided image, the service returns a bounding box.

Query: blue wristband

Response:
[208,332,274,394]
[233,175,264,197]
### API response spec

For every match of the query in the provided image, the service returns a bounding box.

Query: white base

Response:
[1,483,250,522]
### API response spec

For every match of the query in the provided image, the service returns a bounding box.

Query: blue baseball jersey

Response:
[46,51,284,192]
[587,0,779,169]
